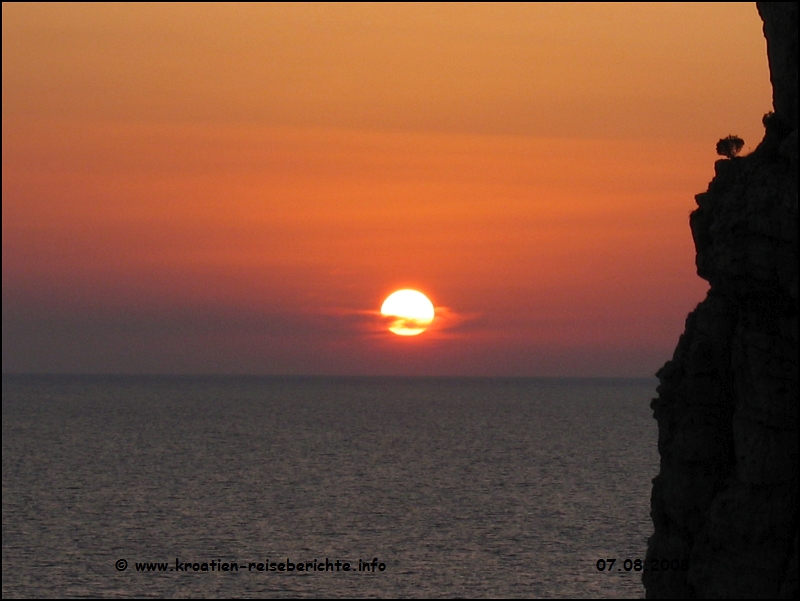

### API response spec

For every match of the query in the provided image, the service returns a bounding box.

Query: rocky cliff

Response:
[644,3,797,598]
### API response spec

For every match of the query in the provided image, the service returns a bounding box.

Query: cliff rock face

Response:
[644,3,797,598]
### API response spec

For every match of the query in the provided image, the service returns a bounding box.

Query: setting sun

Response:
[380,290,435,336]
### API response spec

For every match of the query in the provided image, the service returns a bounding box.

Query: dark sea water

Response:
[2,376,658,598]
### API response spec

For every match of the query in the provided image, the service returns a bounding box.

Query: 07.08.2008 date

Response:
[596,558,689,572]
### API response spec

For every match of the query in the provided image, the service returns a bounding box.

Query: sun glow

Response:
[380,289,435,336]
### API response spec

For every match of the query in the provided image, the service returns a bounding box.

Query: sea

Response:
[2,375,659,598]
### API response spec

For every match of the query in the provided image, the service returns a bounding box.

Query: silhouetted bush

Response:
[716,135,744,159]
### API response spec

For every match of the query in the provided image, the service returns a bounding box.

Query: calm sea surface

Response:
[3,376,658,598]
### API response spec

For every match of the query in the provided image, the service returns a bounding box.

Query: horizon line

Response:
[2,372,658,381]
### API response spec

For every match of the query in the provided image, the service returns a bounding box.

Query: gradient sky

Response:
[2,2,772,376]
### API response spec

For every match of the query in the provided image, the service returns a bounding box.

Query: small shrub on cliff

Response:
[716,135,744,159]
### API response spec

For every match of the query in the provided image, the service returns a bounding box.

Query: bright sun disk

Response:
[380,289,435,336]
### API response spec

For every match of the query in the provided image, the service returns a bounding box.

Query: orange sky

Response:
[2,2,772,376]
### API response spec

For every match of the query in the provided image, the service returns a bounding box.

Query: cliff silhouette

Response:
[644,3,797,598]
